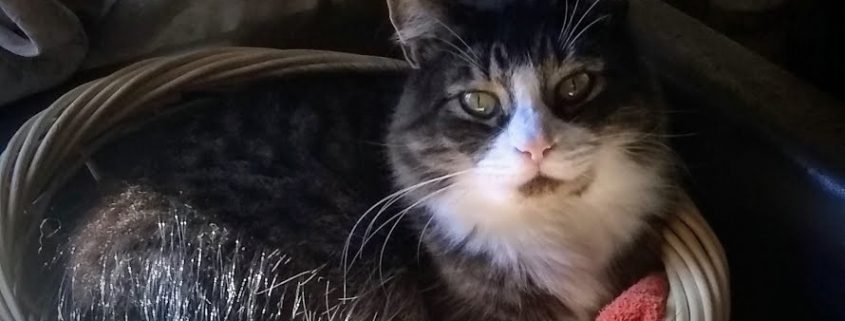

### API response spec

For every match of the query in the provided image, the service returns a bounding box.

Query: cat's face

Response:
[387,0,669,245]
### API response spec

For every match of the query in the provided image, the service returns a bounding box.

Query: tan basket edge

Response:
[0,47,730,321]
[0,47,408,321]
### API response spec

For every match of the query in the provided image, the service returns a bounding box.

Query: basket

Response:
[0,47,730,321]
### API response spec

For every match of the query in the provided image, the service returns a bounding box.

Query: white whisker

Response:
[562,0,581,48]
[565,14,610,51]
[559,0,572,42]
[563,0,601,49]
[433,38,487,72]
[431,17,482,63]
[415,214,437,262]
[377,184,458,286]
[341,169,471,296]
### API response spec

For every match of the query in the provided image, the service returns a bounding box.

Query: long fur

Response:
[56,1,676,321]
[386,0,674,319]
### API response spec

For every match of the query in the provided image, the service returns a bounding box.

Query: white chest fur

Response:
[426,145,666,315]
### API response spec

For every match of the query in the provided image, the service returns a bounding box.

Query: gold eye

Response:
[459,91,500,119]
[556,72,594,106]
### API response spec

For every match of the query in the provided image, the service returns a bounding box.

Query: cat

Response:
[58,0,677,320]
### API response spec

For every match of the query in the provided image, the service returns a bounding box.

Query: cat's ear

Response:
[387,0,446,69]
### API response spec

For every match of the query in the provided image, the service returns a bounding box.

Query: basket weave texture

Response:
[0,47,729,321]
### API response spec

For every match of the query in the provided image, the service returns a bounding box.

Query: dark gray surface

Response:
[631,0,845,179]
[2,1,844,320]
[0,0,390,107]
[630,1,845,320]
[0,0,87,105]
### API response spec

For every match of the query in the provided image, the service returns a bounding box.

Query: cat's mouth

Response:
[518,175,562,196]
[517,172,593,197]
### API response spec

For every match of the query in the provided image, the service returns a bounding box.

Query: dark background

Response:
[2,0,845,320]
[665,0,845,101]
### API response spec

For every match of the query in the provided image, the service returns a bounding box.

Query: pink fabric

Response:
[596,274,668,321]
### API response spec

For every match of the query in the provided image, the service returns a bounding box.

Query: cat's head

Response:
[386,0,671,248]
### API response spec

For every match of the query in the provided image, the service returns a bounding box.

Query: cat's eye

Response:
[459,91,500,119]
[556,72,594,107]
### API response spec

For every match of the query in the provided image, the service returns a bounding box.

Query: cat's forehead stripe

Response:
[510,65,543,111]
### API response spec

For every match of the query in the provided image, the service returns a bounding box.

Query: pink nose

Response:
[515,137,554,162]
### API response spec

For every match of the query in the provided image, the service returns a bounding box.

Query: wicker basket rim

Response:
[0,47,730,321]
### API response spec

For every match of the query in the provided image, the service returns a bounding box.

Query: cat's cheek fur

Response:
[424,141,667,314]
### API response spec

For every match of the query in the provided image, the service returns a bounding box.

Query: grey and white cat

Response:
[60,0,676,320]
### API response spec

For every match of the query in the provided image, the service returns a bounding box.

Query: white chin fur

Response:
[425,139,666,310]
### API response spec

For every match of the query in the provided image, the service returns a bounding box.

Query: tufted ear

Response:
[386,0,448,69]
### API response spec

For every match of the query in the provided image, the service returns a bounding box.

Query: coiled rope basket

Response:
[0,47,730,321]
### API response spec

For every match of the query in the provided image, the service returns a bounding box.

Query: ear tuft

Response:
[387,0,445,68]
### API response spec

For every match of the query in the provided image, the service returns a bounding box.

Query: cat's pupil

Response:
[558,72,593,106]
[565,79,578,97]
[460,91,499,118]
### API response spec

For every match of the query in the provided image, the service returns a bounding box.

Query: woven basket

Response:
[0,47,730,321]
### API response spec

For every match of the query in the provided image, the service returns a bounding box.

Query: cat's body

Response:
[61,1,676,320]
[61,74,433,321]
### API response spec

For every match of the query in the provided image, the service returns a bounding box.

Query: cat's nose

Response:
[514,136,554,163]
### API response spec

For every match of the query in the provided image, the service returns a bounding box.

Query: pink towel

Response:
[596,274,668,321]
